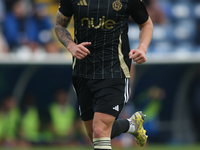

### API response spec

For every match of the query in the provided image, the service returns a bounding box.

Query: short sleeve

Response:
[59,0,73,17]
[128,0,149,24]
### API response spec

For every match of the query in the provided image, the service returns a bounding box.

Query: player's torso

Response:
[71,0,131,79]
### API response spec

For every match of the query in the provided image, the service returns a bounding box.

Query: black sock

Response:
[111,119,130,139]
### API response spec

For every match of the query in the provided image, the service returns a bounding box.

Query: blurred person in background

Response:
[33,0,68,53]
[3,0,59,53]
[0,0,9,53]
[19,93,40,147]
[3,0,32,52]
[134,86,165,142]
[49,89,75,145]
[0,95,20,147]
[27,3,59,53]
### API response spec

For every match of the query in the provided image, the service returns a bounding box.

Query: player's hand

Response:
[69,42,91,60]
[129,48,146,64]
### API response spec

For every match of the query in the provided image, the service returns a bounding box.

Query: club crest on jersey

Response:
[112,0,122,11]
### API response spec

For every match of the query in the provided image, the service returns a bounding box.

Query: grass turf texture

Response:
[1,144,200,150]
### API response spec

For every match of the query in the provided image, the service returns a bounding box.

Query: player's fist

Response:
[129,49,146,64]
[68,42,91,60]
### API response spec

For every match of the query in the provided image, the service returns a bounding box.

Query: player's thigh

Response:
[90,78,130,119]
[72,76,94,121]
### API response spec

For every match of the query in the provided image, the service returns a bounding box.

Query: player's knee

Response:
[93,126,105,138]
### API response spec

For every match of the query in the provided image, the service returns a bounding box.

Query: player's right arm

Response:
[55,11,91,59]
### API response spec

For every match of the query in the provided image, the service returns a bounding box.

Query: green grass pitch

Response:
[1,144,200,150]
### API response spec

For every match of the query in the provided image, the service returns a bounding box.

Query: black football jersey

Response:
[59,0,148,79]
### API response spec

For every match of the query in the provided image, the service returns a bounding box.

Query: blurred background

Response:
[0,0,200,149]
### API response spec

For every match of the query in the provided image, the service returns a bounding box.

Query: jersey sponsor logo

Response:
[113,105,119,111]
[81,16,115,29]
[112,0,122,11]
[77,0,87,6]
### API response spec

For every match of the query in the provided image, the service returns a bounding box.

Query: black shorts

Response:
[72,76,130,121]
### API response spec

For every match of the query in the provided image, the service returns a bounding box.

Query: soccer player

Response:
[55,0,153,149]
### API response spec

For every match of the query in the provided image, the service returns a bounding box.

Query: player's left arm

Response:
[129,17,153,64]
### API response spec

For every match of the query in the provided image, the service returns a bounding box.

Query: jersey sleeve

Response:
[128,0,149,24]
[59,0,73,17]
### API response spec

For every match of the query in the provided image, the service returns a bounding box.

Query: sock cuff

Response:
[127,118,131,123]
[127,119,135,133]
[93,137,111,150]
[93,137,111,142]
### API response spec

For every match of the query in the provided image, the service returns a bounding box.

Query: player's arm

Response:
[128,0,153,64]
[55,11,73,48]
[55,11,91,59]
[129,17,153,64]
[137,17,153,54]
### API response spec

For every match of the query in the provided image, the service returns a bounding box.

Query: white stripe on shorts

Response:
[124,78,130,104]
